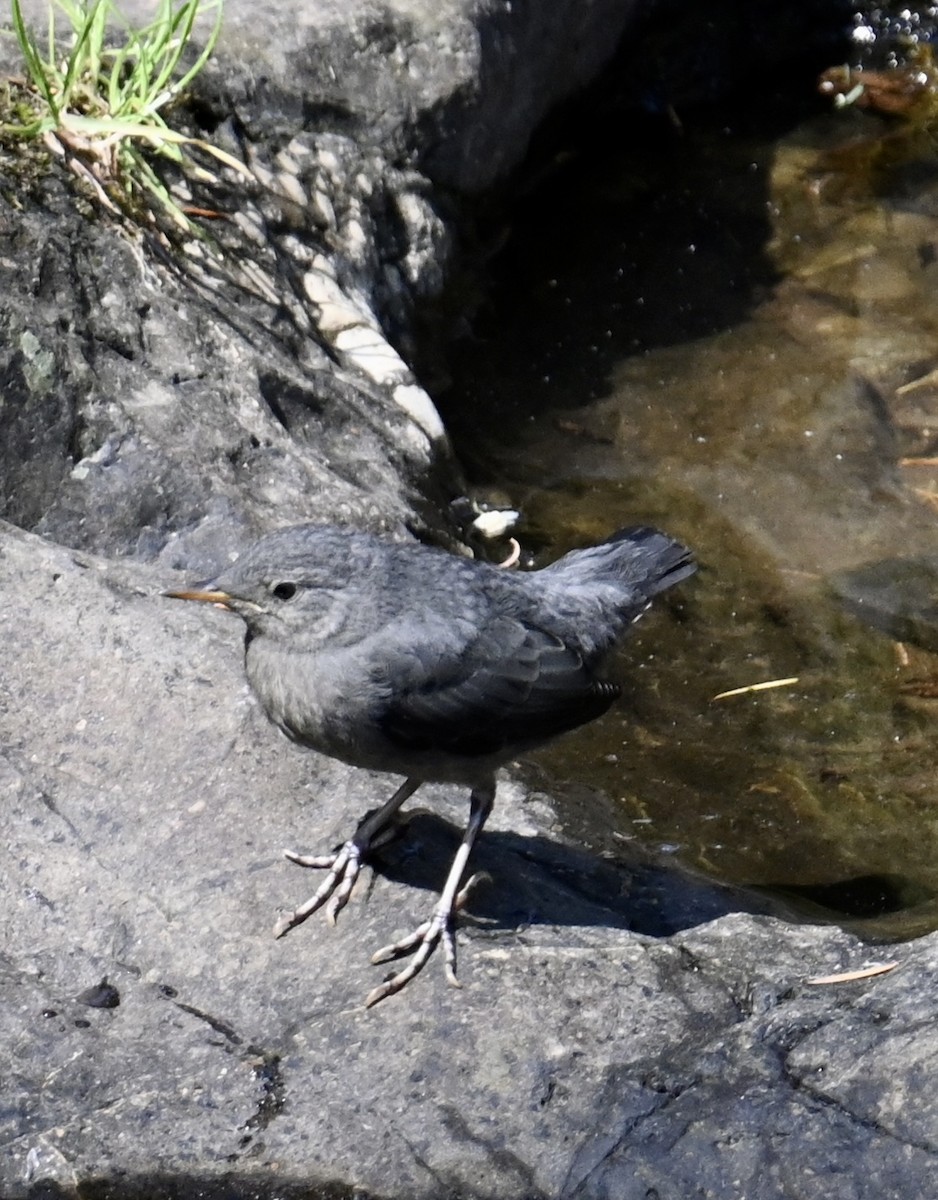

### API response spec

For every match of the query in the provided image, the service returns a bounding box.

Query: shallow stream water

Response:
[440,79,938,940]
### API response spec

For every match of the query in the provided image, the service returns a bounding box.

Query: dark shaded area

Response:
[26,1179,371,1200]
[608,0,855,115]
[765,872,936,920]
[372,809,938,937]
[371,809,786,938]
[437,0,853,449]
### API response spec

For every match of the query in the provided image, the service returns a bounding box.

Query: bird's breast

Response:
[244,637,407,772]
[243,634,499,784]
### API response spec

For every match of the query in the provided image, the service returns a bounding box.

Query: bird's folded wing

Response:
[380,616,619,758]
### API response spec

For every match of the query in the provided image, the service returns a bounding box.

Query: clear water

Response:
[440,92,938,939]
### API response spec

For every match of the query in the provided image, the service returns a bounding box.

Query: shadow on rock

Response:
[26,1176,379,1200]
[370,809,783,940]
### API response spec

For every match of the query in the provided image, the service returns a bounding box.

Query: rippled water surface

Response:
[440,90,938,939]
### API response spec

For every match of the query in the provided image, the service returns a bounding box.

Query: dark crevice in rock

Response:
[241,1051,286,1134]
[68,1176,374,1199]
[438,1105,550,1200]
[166,996,286,1140]
[171,999,244,1045]
[780,1049,938,1157]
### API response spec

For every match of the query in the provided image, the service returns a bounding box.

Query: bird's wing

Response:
[379,615,619,759]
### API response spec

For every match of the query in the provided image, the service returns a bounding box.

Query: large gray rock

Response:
[0,187,432,570]
[4,0,646,568]
[3,522,935,1200]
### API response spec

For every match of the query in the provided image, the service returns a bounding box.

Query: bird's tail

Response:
[543,525,695,594]
[599,525,696,595]
[536,526,695,658]
[539,528,700,633]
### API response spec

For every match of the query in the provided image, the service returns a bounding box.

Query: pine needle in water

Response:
[712,677,800,702]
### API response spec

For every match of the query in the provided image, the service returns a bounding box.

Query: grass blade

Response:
[4,0,243,244]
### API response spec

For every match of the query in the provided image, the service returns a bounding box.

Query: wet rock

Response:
[75,979,121,1010]
[3,522,937,1200]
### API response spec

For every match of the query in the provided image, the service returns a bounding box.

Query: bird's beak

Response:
[163,587,233,610]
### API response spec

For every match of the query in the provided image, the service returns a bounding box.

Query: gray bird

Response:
[166,523,695,1006]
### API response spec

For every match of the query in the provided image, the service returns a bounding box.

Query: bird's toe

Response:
[273,839,363,937]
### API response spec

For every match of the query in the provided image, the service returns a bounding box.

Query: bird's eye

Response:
[271,581,298,601]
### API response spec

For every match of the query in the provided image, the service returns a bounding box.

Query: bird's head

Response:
[164,525,369,644]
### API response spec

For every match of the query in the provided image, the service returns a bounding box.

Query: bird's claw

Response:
[283,849,339,868]
[273,778,489,1008]
[273,839,363,938]
[364,872,486,1007]
[365,913,457,1008]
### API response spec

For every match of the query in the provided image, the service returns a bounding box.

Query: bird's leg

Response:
[365,783,495,1008]
[273,777,421,938]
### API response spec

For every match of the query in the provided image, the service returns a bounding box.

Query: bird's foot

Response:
[273,818,404,938]
[364,872,485,1008]
[274,780,420,940]
[273,839,364,937]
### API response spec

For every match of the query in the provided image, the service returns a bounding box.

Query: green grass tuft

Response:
[3,0,247,234]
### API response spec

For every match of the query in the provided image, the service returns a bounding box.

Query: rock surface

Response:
[2,1,936,1198]
[4,522,936,1200]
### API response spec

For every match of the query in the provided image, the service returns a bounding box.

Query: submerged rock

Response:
[833,555,938,654]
